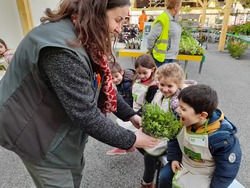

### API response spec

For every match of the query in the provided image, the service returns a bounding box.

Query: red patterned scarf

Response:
[98,56,117,114]
[71,14,117,114]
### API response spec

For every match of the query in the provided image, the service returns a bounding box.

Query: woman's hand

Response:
[171,160,181,173]
[133,128,160,149]
[129,114,141,129]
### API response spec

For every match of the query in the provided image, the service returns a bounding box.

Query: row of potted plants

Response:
[227,23,249,59]
[125,30,205,55]
[125,38,141,49]
[228,22,250,36]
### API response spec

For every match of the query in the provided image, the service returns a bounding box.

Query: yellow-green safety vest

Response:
[152,12,170,62]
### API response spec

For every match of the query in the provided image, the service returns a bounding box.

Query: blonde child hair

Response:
[155,62,184,89]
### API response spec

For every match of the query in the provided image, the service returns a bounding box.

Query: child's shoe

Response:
[126,146,136,153]
[140,180,155,188]
[106,148,126,155]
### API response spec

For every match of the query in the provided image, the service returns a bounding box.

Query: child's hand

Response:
[171,160,181,173]
[129,114,141,129]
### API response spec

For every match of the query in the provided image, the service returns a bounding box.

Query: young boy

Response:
[158,84,242,188]
[106,62,136,155]
[110,62,135,108]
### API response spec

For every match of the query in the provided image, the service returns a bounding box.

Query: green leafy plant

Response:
[227,39,249,59]
[142,103,182,139]
[179,32,205,55]
[228,22,250,35]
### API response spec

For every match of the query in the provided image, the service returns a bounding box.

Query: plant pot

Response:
[134,44,139,49]
[227,39,248,59]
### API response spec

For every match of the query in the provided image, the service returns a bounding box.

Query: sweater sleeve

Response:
[136,85,158,117]
[38,47,136,150]
[114,93,136,121]
[167,138,182,162]
[147,22,163,51]
[145,85,158,103]
[210,135,242,188]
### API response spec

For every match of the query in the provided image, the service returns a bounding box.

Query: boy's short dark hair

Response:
[178,84,218,118]
[110,62,122,74]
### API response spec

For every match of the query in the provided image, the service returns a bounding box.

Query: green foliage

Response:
[142,104,182,139]
[228,22,250,35]
[181,6,192,14]
[135,32,143,40]
[181,30,192,37]
[227,39,249,58]
[179,33,205,55]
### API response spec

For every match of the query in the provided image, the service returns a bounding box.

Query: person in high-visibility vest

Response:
[147,0,182,67]
[138,10,148,32]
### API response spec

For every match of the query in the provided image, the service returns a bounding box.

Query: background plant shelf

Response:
[116,49,206,74]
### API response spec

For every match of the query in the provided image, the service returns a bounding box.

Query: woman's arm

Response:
[147,22,162,51]
[38,47,137,150]
[114,93,136,121]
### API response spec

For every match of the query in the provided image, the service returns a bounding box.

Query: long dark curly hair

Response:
[40,0,130,65]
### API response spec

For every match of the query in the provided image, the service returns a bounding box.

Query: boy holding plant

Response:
[158,84,242,188]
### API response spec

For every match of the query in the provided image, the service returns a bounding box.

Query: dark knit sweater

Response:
[38,47,136,150]
[0,19,138,167]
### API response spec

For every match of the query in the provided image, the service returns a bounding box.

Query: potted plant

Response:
[141,103,182,156]
[134,40,140,49]
[227,39,249,59]
[129,41,134,49]
[125,40,130,49]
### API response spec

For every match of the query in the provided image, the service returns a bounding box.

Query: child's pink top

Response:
[140,77,153,85]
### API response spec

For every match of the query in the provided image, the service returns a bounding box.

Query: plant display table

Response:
[116,49,206,74]
[226,33,250,44]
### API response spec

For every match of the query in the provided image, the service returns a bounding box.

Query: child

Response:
[140,63,196,188]
[106,62,135,155]
[0,39,15,64]
[132,54,158,114]
[109,62,135,107]
[106,54,158,155]
[158,84,242,188]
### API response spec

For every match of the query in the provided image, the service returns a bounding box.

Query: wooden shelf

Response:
[116,49,206,74]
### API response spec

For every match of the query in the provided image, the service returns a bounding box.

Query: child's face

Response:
[112,72,123,85]
[158,77,179,98]
[176,99,202,127]
[0,43,6,55]
[136,66,154,82]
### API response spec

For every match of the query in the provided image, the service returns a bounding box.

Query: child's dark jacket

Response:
[167,109,242,188]
[116,69,135,107]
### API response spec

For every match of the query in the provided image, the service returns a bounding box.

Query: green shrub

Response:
[228,22,250,35]
[227,39,248,59]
